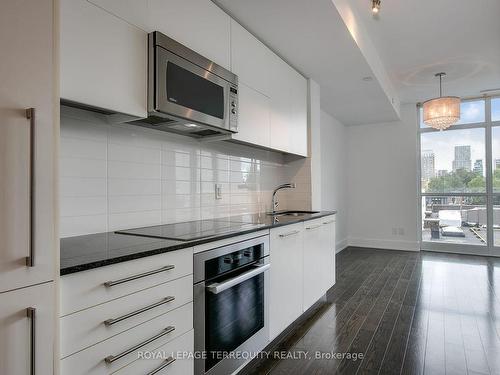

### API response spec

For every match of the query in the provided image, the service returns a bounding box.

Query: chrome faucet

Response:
[271,183,296,214]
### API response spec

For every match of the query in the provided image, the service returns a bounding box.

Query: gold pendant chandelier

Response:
[423,72,460,130]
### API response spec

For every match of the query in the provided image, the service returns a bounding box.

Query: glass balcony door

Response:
[419,97,500,256]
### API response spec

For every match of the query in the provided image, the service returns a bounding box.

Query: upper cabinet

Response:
[230,19,308,156]
[269,57,308,156]
[61,0,148,118]
[61,0,307,156]
[230,20,274,97]
[88,0,231,70]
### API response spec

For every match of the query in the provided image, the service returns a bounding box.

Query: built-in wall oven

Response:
[194,235,270,375]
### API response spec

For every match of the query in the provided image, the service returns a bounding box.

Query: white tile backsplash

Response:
[60,106,311,237]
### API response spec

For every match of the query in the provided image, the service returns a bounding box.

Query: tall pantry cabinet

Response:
[0,0,58,374]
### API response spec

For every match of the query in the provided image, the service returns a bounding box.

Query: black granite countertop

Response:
[60,210,336,275]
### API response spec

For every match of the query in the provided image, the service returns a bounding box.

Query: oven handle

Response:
[206,263,270,294]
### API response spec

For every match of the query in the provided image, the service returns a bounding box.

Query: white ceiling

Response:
[214,0,500,125]
[213,0,400,126]
[348,0,500,103]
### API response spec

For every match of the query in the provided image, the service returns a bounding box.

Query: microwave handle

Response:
[206,263,270,295]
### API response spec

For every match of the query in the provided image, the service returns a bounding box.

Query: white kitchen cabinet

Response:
[0,0,56,293]
[88,0,231,70]
[302,218,327,310]
[321,216,336,290]
[269,223,303,340]
[229,19,308,156]
[60,0,148,118]
[115,330,194,375]
[60,302,193,375]
[269,56,308,157]
[0,282,54,375]
[303,215,336,310]
[232,83,271,147]
[230,19,273,97]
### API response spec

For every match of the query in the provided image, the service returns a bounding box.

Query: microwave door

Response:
[156,48,229,130]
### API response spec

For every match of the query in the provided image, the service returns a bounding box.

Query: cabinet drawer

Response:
[61,275,192,358]
[60,302,193,375]
[115,330,194,375]
[61,247,193,315]
[270,222,303,241]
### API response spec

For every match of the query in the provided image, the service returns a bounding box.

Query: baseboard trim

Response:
[348,237,420,252]
[336,238,348,253]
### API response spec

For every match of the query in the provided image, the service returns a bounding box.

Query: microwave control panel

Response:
[229,85,238,132]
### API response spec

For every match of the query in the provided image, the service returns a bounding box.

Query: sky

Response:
[420,99,500,176]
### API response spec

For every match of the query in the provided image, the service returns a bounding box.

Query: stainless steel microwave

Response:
[129,31,238,139]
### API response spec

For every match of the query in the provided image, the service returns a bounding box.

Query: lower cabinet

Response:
[60,303,193,375]
[0,282,54,375]
[269,215,336,340]
[115,330,194,375]
[269,223,304,340]
[303,219,328,310]
[59,248,194,375]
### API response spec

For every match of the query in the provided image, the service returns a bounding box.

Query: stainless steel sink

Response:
[266,210,320,217]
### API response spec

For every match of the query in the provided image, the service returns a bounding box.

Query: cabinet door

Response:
[321,216,336,290]
[303,219,327,310]
[89,0,231,70]
[230,19,273,97]
[61,0,148,118]
[0,0,56,292]
[269,57,308,156]
[269,223,303,340]
[232,83,271,148]
[0,282,54,375]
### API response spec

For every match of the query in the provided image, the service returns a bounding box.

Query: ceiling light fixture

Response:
[423,72,460,130]
[372,0,381,14]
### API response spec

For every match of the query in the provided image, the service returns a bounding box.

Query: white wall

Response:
[320,110,349,251]
[346,104,419,251]
[59,106,304,237]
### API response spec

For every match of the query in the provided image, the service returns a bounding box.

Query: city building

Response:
[495,159,500,170]
[473,159,484,175]
[452,145,472,171]
[421,150,435,182]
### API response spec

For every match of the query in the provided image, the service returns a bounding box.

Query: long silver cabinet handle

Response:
[104,326,175,364]
[27,307,36,375]
[146,356,176,375]
[305,224,322,230]
[323,220,335,224]
[104,265,175,287]
[278,230,300,238]
[207,263,270,294]
[26,108,35,267]
[104,296,175,326]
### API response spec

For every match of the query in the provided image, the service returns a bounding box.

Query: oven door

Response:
[194,258,270,375]
[155,47,231,131]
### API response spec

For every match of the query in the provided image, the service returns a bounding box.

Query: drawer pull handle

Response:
[26,108,35,267]
[305,224,322,230]
[146,356,176,375]
[27,307,36,375]
[104,326,175,364]
[104,296,175,326]
[279,230,300,238]
[104,265,175,287]
[323,220,335,224]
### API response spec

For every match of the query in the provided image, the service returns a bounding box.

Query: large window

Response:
[419,97,500,254]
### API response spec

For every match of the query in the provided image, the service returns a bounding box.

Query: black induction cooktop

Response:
[115,216,264,241]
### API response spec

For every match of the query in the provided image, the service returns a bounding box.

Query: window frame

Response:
[417,95,500,255]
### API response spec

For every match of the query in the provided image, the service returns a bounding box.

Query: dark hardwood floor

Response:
[248,247,500,375]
